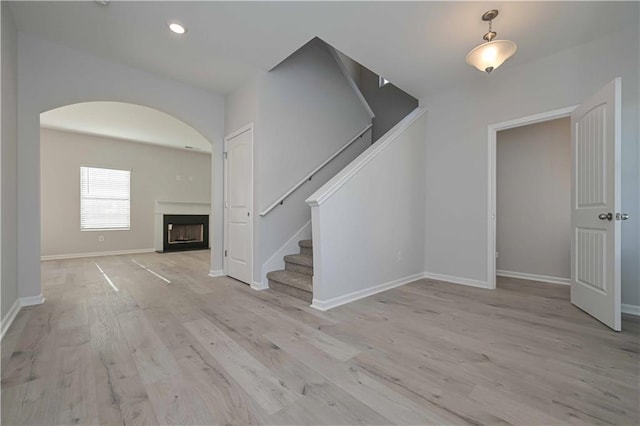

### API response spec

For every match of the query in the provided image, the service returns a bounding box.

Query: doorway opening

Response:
[39,101,213,291]
[487,106,577,290]
[488,79,623,331]
[495,117,572,293]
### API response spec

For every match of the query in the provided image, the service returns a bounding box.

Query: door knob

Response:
[616,213,630,221]
[598,212,613,221]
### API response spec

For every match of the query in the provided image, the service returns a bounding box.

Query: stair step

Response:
[299,239,313,256]
[267,270,312,292]
[284,253,313,267]
[285,262,313,276]
[298,240,313,248]
[284,254,313,276]
[268,280,312,303]
[268,239,314,303]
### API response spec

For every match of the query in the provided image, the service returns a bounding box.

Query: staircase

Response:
[267,240,313,303]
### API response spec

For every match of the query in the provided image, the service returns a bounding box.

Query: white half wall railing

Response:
[259,123,372,216]
[306,107,428,310]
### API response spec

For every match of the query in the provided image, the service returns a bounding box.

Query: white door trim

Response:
[223,123,254,283]
[487,106,578,289]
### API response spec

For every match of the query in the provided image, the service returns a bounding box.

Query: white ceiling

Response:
[10,1,638,99]
[40,102,212,153]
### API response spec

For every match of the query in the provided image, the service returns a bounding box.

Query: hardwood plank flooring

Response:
[2,251,638,425]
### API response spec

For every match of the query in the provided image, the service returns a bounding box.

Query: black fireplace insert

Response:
[162,214,209,252]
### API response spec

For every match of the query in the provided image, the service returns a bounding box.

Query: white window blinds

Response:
[80,166,130,230]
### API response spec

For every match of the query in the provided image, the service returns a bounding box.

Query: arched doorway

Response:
[36,101,218,303]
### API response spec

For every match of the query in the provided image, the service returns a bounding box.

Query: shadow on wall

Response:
[357,66,418,141]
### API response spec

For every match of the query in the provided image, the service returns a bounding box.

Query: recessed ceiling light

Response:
[168,22,187,35]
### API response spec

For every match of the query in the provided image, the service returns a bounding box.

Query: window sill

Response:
[81,228,130,232]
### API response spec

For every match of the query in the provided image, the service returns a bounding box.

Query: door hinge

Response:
[224,250,227,257]
[224,152,228,160]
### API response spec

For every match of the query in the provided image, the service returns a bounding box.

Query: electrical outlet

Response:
[396,250,403,262]
[98,235,105,242]
[188,176,193,182]
[496,251,499,258]
[176,175,181,181]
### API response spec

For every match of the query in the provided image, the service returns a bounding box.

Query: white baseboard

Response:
[251,281,269,291]
[497,270,570,286]
[21,294,46,307]
[1,294,46,341]
[622,304,640,316]
[208,269,225,278]
[261,220,312,287]
[41,248,155,261]
[311,272,425,311]
[423,272,489,289]
[1,298,21,340]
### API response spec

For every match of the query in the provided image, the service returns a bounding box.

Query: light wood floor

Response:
[2,251,638,425]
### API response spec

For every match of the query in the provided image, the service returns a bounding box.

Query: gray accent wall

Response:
[1,2,19,322]
[359,66,418,141]
[497,118,571,280]
[40,129,211,257]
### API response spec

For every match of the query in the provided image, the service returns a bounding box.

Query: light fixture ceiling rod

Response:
[482,9,498,42]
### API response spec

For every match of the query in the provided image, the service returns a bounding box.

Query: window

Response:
[80,166,130,230]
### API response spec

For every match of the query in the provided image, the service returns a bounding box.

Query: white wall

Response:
[225,76,260,138]
[497,118,571,280]
[308,109,426,308]
[1,2,19,323]
[225,39,373,286]
[422,28,639,307]
[40,128,211,257]
[16,33,225,300]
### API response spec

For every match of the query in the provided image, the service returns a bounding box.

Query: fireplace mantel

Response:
[155,200,210,214]
[155,201,211,251]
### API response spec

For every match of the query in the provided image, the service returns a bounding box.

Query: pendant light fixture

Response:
[466,10,517,74]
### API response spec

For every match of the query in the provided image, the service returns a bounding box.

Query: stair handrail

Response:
[259,123,373,216]
[307,107,425,208]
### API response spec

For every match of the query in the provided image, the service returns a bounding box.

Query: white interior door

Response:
[571,78,622,331]
[224,126,253,285]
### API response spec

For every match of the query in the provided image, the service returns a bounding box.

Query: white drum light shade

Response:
[466,40,517,73]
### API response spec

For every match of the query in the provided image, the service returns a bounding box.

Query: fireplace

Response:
[162,214,209,252]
